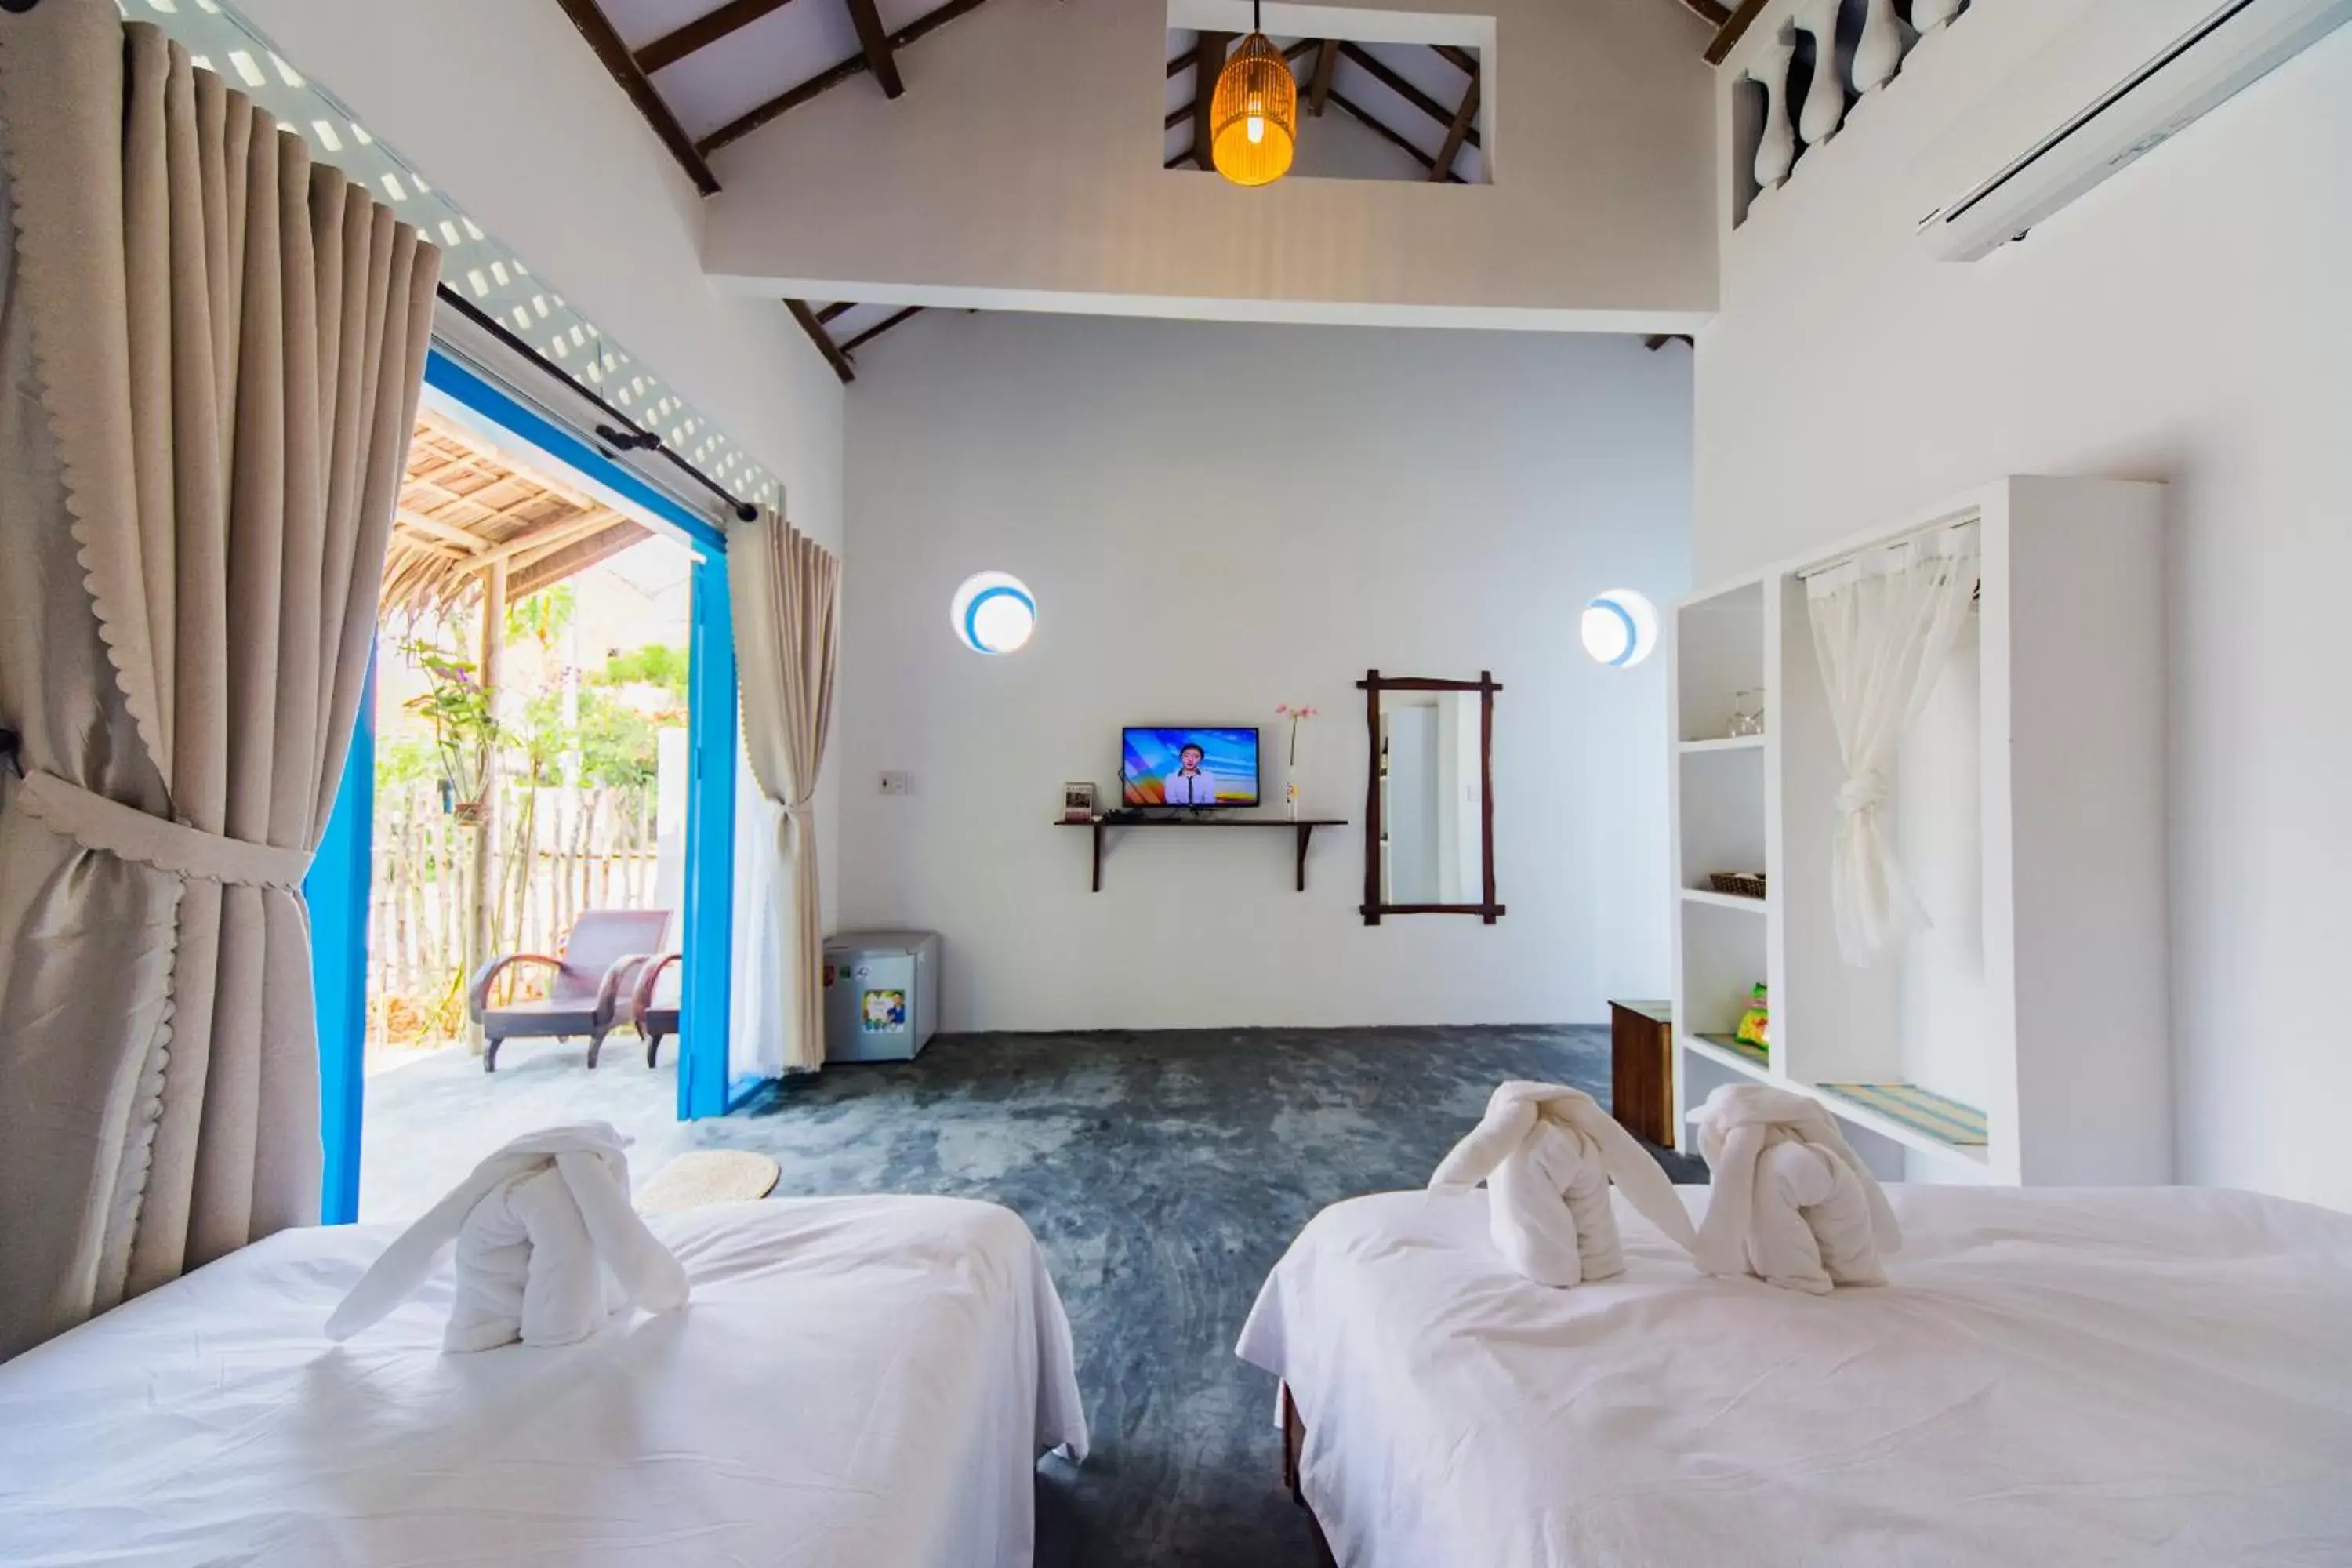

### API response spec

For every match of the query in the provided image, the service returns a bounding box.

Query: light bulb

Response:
[1247,114,1265,144]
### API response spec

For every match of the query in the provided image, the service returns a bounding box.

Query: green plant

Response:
[397,638,501,819]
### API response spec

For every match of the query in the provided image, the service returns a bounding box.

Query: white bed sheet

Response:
[0,1194,1087,1568]
[1239,1184,2352,1568]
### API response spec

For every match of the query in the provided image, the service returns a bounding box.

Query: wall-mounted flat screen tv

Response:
[1121,727,1260,808]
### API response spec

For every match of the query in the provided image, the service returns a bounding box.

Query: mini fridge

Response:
[822,930,941,1062]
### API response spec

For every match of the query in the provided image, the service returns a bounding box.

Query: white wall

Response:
[1697,6,2352,1208]
[836,314,1690,1032]
[229,0,851,927]
[703,0,1718,331]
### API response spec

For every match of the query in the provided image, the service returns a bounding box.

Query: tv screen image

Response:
[1122,727,1260,808]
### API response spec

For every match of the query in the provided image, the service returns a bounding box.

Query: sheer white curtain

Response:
[1804,524,1980,967]
[728,511,840,1076]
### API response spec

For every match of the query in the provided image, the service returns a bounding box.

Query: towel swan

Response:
[326,1123,689,1352]
[1689,1083,1901,1294]
[1430,1082,1698,1287]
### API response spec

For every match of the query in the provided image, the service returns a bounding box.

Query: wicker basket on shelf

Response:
[1708,870,1766,900]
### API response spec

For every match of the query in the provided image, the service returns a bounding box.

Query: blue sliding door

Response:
[680,549,739,1120]
[311,351,750,1218]
[309,652,377,1225]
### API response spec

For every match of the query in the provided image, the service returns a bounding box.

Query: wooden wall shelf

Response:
[1056,815,1347,892]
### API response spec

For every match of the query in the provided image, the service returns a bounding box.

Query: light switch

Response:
[878,771,913,796]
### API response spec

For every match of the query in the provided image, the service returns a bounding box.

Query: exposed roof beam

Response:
[838,305,925,356]
[1645,333,1696,350]
[844,0,905,98]
[786,299,857,384]
[1433,43,1479,76]
[636,0,797,74]
[1429,75,1479,182]
[1324,89,1466,183]
[510,519,657,602]
[552,0,722,194]
[1191,31,1229,175]
[1675,0,1733,27]
[1307,38,1338,116]
[701,0,993,155]
[816,301,856,323]
[1706,0,1769,64]
[1337,42,1479,148]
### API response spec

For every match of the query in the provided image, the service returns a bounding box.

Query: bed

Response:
[1238,1183,2352,1568]
[0,1194,1087,1567]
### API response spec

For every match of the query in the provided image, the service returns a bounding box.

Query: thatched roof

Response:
[383,410,649,619]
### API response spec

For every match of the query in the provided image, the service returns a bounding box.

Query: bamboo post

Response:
[466,561,506,1053]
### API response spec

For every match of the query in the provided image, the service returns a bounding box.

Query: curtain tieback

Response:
[15,770,313,889]
[1835,770,1889,818]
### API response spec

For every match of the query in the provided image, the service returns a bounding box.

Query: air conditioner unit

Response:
[1916,0,2350,261]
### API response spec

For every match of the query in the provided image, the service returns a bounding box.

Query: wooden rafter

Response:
[551,0,721,194]
[636,0,798,74]
[1644,333,1696,350]
[1675,0,1734,29]
[816,301,856,323]
[1434,44,1479,76]
[844,0,906,98]
[786,299,857,384]
[700,0,993,155]
[510,519,656,602]
[1429,74,1479,181]
[1338,42,1479,149]
[838,305,925,356]
[1706,0,1770,64]
[1307,38,1339,116]
[1191,31,1229,174]
[1325,89,1466,183]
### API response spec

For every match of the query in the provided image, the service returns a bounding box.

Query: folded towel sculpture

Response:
[326,1123,690,1352]
[1688,1083,1901,1294]
[1430,1082,1699,1287]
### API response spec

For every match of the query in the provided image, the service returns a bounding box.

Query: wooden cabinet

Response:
[1609,1000,1675,1146]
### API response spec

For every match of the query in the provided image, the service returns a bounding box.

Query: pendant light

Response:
[1210,0,1298,187]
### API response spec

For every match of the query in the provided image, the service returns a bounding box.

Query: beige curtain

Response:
[0,2,437,1359]
[728,510,840,1076]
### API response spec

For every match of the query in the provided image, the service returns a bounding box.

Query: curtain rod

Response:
[435,285,758,524]
[1793,509,1981,581]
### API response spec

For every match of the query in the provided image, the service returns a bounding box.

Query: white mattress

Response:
[1238,1184,2352,1568]
[0,1195,1087,1567]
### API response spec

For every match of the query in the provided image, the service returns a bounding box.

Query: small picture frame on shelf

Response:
[1060,782,1098,823]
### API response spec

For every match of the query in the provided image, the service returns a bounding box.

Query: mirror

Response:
[1359,670,1502,925]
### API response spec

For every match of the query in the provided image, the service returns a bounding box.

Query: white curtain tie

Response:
[1835,770,1889,817]
[15,771,313,890]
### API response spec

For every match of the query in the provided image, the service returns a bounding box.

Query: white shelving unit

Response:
[1668,477,2171,1186]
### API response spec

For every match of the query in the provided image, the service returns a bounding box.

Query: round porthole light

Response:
[1581,588,1659,668]
[950,571,1036,655]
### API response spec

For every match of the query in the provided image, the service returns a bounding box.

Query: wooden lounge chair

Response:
[468,909,671,1073]
[629,952,684,1069]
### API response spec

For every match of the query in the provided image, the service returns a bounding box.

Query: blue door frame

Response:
[308,348,746,1224]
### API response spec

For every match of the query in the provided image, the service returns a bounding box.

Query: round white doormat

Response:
[636,1149,781,1212]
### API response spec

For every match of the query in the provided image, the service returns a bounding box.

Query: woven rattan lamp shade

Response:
[1210,32,1298,186]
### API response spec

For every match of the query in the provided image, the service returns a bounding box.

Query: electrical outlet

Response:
[877,771,913,797]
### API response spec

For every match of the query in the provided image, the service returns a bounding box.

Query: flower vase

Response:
[1285,782,1299,821]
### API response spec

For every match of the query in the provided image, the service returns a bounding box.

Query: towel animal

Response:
[1688,1083,1901,1294]
[326,1123,690,1352]
[1430,1082,1699,1287]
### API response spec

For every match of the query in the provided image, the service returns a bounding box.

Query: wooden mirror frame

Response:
[1359,669,1504,926]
